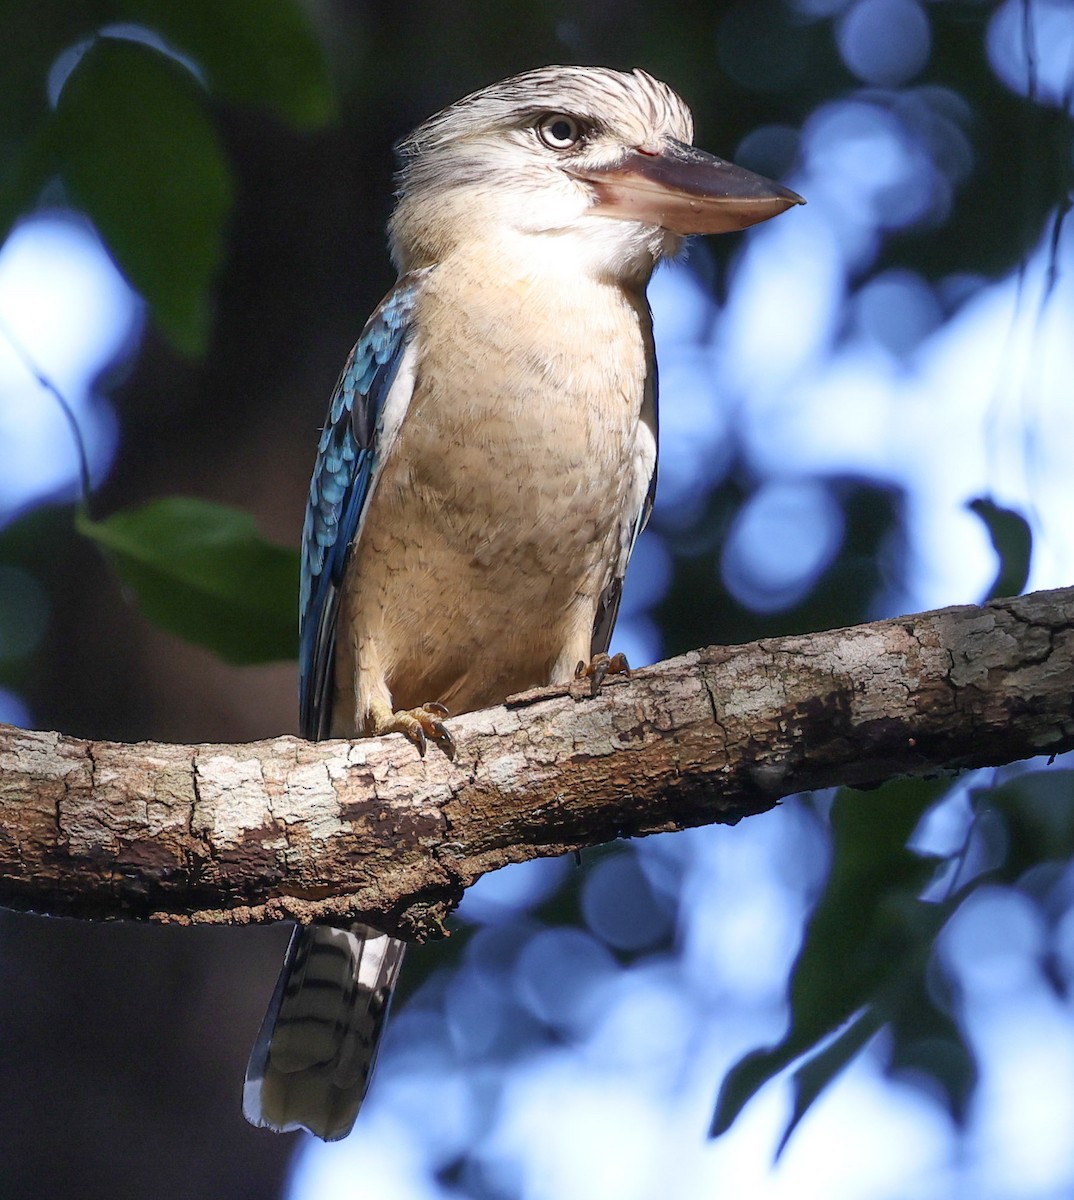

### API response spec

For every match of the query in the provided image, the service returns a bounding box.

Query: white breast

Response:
[340,237,657,725]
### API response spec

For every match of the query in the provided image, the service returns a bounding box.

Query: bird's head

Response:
[388,66,803,282]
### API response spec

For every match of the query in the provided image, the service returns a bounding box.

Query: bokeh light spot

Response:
[837,0,931,87]
[988,0,1074,112]
[721,480,845,612]
[456,855,571,925]
[582,853,674,953]
[0,688,31,727]
[855,268,943,356]
[514,928,619,1034]
[734,123,801,182]
[0,212,139,522]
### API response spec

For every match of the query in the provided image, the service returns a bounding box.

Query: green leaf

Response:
[710,1043,799,1139]
[711,779,950,1137]
[50,37,232,355]
[968,497,1032,601]
[885,968,976,1125]
[777,1007,884,1156]
[115,0,335,127]
[76,498,298,665]
[782,781,947,1052]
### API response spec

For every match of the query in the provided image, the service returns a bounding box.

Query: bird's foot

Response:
[371,701,455,759]
[575,651,631,698]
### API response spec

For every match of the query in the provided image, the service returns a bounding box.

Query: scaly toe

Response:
[421,706,456,760]
[575,651,631,697]
[379,703,455,759]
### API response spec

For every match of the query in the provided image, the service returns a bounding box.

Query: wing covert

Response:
[591,328,659,658]
[299,271,428,740]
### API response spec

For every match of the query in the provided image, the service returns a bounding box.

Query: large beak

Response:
[572,139,804,235]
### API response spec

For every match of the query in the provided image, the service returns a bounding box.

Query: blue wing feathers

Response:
[298,273,425,740]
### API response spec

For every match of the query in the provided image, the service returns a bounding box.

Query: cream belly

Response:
[334,262,653,733]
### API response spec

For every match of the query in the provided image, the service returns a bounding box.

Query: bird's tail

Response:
[243,923,406,1141]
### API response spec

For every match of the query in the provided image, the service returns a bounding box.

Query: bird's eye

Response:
[536,114,583,150]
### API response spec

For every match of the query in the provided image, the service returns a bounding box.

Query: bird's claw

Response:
[575,651,631,697]
[376,702,456,759]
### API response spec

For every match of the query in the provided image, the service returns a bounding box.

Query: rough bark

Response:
[2,588,1072,939]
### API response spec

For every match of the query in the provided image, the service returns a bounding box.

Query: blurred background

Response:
[2,0,1074,1196]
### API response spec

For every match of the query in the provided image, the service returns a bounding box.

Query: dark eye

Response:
[536,113,583,150]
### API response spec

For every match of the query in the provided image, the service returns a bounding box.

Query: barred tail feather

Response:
[243,924,406,1141]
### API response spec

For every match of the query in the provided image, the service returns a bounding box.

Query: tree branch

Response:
[3,588,1073,938]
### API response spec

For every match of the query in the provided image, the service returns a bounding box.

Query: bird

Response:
[242,64,803,1142]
